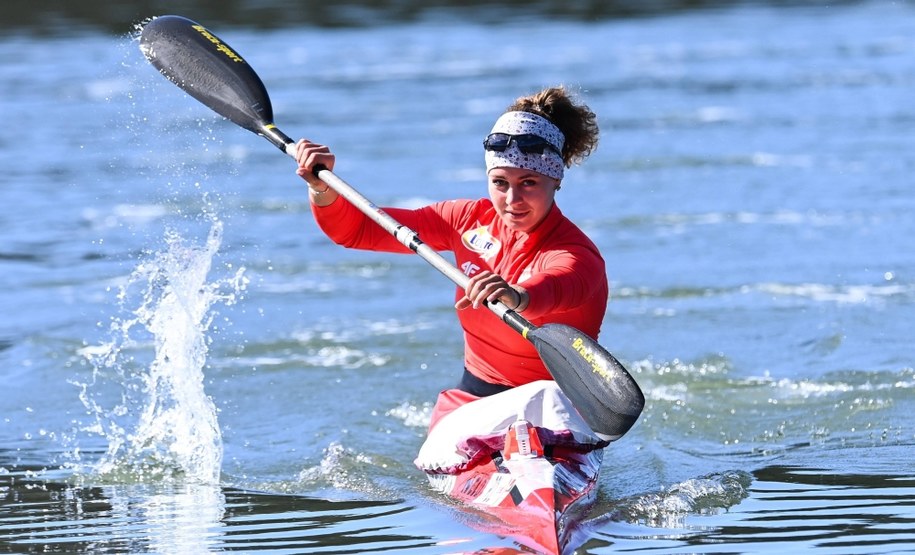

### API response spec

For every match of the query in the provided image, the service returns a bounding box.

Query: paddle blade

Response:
[139,15,273,135]
[528,324,644,440]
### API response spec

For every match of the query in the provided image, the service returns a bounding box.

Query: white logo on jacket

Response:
[461,261,480,276]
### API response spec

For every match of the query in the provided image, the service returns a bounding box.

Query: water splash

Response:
[580,470,752,533]
[73,221,247,484]
[296,441,380,493]
[614,470,752,526]
[386,401,434,429]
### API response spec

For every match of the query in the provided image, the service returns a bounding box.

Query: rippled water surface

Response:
[2,2,914,553]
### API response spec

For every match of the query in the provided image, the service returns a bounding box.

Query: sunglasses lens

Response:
[484,133,555,155]
[483,133,512,152]
[512,134,551,154]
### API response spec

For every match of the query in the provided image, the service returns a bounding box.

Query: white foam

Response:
[74,222,247,484]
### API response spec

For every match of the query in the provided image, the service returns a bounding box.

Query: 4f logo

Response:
[461,261,480,277]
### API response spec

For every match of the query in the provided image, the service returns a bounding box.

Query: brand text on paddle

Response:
[572,337,613,381]
[192,25,244,63]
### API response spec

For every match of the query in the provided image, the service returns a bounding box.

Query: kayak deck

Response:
[427,444,603,554]
[416,382,610,554]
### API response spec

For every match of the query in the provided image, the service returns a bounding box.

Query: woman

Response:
[294,86,607,429]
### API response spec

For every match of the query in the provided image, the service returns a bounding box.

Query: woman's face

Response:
[487,167,560,233]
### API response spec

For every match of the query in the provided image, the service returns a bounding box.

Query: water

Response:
[2,2,914,553]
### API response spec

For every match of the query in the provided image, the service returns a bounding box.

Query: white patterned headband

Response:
[484,111,566,180]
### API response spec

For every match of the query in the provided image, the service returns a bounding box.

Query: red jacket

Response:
[311,197,608,387]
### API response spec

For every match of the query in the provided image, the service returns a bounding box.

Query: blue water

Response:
[2,2,915,553]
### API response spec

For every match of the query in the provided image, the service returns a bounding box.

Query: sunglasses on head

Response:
[483,133,559,155]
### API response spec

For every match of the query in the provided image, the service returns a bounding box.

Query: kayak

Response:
[426,440,603,553]
[415,381,609,554]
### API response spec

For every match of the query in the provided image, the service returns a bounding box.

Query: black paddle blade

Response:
[528,324,644,440]
[139,15,273,136]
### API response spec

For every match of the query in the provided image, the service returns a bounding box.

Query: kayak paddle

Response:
[138,15,644,440]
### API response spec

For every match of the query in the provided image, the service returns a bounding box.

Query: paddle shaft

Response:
[263,125,524,330]
[139,15,644,438]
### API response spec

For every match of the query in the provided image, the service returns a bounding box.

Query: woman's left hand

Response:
[456,270,527,311]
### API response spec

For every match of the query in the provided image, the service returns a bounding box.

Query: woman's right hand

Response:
[456,270,528,312]
[294,139,336,191]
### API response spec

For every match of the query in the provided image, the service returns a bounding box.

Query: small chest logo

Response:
[461,261,480,276]
[461,225,501,259]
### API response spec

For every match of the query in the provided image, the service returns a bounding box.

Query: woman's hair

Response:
[505,86,599,168]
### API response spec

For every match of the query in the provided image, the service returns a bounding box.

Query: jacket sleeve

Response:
[310,196,471,253]
[518,245,608,321]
